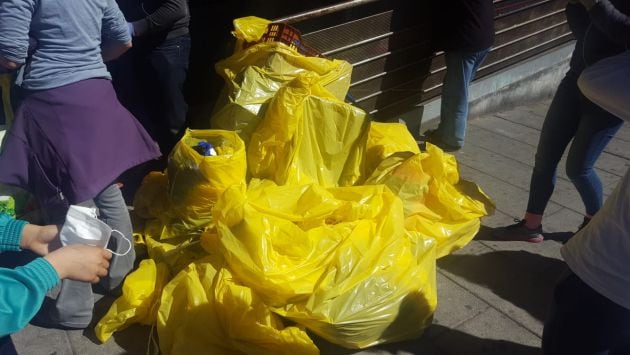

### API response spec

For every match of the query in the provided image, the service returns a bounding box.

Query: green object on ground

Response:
[0,195,15,218]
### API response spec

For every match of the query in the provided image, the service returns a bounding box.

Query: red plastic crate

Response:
[259,22,321,57]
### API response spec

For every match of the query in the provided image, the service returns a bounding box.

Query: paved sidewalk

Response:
[10,99,630,355]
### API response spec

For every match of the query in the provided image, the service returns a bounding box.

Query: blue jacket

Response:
[0,213,59,337]
[0,0,130,90]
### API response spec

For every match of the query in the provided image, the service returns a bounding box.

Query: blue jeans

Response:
[543,270,630,355]
[526,68,623,216]
[437,48,490,148]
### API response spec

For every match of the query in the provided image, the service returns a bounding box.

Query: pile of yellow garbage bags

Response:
[95,16,494,354]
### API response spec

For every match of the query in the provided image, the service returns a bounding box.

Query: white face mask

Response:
[59,205,131,256]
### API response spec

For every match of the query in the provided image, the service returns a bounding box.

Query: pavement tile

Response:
[11,325,74,355]
[456,143,591,211]
[316,333,441,355]
[471,115,542,147]
[526,100,553,120]
[436,240,493,269]
[437,249,563,336]
[433,271,490,331]
[611,120,630,142]
[493,107,546,131]
[433,308,541,355]
[606,135,630,160]
[456,164,564,218]
[595,152,630,180]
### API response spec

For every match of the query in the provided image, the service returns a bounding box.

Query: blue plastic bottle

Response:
[196,141,217,156]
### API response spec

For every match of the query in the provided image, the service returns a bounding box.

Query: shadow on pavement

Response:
[474,225,574,244]
[313,324,540,355]
[438,250,566,322]
[540,232,574,244]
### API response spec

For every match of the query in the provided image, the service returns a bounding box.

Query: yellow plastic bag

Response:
[247,74,367,187]
[212,17,353,145]
[165,129,247,237]
[211,180,343,305]
[95,259,170,342]
[133,171,170,221]
[232,16,271,43]
[144,234,209,275]
[157,261,318,355]
[362,122,421,181]
[364,152,430,216]
[276,230,436,349]
[409,144,493,257]
[219,17,352,101]
[367,151,486,258]
[361,123,493,258]
[212,179,437,348]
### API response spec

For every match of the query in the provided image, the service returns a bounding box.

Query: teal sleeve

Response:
[0,258,59,337]
[0,213,28,252]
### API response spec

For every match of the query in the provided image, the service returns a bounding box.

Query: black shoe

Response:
[492,219,544,243]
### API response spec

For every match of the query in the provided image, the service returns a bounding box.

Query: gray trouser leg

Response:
[51,280,94,328]
[36,181,95,328]
[93,184,136,292]
[36,184,135,328]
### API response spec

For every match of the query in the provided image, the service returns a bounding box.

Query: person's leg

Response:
[525,70,583,223]
[565,102,623,217]
[92,183,135,292]
[438,48,489,148]
[543,270,630,355]
[112,48,166,204]
[493,70,583,242]
[148,35,191,155]
[0,336,17,355]
[31,190,94,330]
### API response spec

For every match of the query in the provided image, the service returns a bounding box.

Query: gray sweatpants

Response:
[40,184,135,328]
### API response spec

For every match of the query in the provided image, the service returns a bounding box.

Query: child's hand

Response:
[20,224,61,256]
[44,245,112,283]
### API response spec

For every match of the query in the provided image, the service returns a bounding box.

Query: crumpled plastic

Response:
[96,15,494,353]
[95,259,170,342]
[232,16,271,43]
[247,73,367,187]
[132,129,246,239]
[405,143,494,258]
[276,229,436,349]
[211,179,437,348]
[211,17,353,145]
[362,122,421,181]
[157,260,318,355]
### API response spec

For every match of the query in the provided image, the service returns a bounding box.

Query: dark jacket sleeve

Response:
[566,3,590,39]
[589,0,630,47]
[132,0,188,36]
